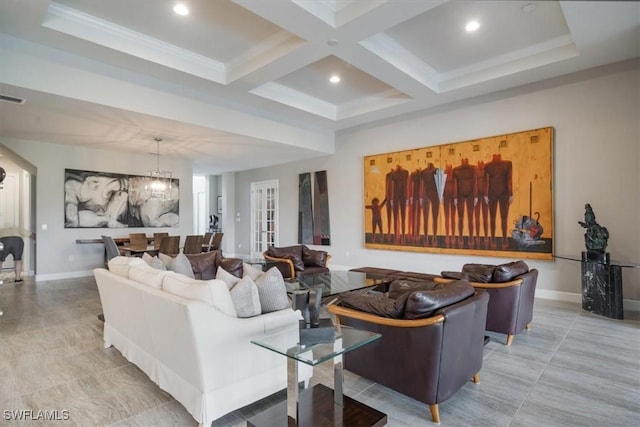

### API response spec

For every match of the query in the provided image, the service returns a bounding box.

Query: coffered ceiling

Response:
[0,1,638,174]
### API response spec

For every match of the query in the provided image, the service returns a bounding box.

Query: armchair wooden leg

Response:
[472,373,480,383]
[525,322,532,330]
[506,334,515,346]
[429,404,440,424]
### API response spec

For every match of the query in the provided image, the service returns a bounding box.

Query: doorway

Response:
[250,180,278,258]
[0,163,34,276]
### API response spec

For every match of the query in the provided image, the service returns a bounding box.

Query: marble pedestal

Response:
[581,252,623,320]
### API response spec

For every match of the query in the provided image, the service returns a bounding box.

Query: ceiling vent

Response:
[0,94,26,105]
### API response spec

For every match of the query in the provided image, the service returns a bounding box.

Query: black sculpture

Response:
[578,203,609,253]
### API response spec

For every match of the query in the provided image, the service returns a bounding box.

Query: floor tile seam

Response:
[348,379,377,399]
[507,311,577,426]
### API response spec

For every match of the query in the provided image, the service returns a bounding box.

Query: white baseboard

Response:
[535,289,640,312]
[35,270,93,282]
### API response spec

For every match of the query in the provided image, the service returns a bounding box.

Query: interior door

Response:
[251,180,278,258]
[0,173,20,270]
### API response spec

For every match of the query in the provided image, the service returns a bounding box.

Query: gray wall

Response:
[235,61,640,303]
[0,139,194,280]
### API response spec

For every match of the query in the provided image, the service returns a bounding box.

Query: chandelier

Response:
[145,137,172,199]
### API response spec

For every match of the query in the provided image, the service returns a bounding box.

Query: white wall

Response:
[0,139,194,280]
[235,61,640,304]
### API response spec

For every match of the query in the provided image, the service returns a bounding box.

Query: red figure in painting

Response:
[453,158,478,248]
[484,153,513,249]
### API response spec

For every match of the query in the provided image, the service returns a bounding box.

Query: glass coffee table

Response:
[248,324,387,427]
[285,270,392,299]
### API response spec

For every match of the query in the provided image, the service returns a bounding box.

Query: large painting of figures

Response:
[64,169,180,228]
[364,127,553,260]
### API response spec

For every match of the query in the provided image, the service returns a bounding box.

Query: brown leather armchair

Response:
[328,280,489,424]
[436,260,538,346]
[263,245,330,279]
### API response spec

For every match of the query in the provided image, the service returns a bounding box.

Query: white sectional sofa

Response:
[94,256,310,426]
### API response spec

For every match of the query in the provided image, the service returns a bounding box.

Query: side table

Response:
[556,254,639,319]
[249,324,386,427]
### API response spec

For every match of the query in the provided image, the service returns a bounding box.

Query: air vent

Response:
[0,94,26,104]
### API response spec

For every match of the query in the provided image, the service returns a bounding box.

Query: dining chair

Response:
[202,232,214,252]
[153,232,169,250]
[129,233,148,251]
[210,232,224,251]
[201,232,214,252]
[183,235,204,254]
[102,235,124,261]
[158,236,180,256]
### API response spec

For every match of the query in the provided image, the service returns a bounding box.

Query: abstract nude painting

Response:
[64,169,180,228]
[364,127,553,260]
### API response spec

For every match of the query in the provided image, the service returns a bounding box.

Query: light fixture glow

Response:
[329,75,341,84]
[465,20,480,32]
[173,3,189,16]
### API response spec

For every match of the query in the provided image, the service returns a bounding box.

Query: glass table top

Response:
[554,255,640,268]
[251,324,381,366]
[285,270,390,297]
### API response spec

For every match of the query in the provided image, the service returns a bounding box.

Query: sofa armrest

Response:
[327,304,444,328]
[263,253,295,278]
[434,276,524,289]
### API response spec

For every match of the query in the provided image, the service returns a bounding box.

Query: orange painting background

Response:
[363,127,553,260]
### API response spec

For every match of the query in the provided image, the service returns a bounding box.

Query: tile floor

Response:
[0,275,638,426]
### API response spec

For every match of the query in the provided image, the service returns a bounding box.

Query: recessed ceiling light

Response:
[329,75,341,84]
[465,20,480,32]
[173,3,189,16]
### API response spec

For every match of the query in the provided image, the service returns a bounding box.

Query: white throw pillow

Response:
[142,253,167,271]
[108,256,145,278]
[128,263,169,289]
[171,253,195,279]
[158,252,173,266]
[255,267,290,313]
[157,252,194,279]
[162,273,237,317]
[216,266,241,290]
[229,276,261,318]
[243,262,264,281]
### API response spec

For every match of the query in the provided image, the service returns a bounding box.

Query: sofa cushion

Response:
[302,246,328,267]
[229,276,261,318]
[162,273,237,318]
[183,251,220,280]
[338,292,411,319]
[216,266,241,290]
[128,263,169,289]
[218,256,244,278]
[107,256,145,277]
[492,260,529,282]
[460,264,497,282]
[255,267,289,313]
[267,245,305,271]
[403,279,475,320]
[243,262,264,281]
